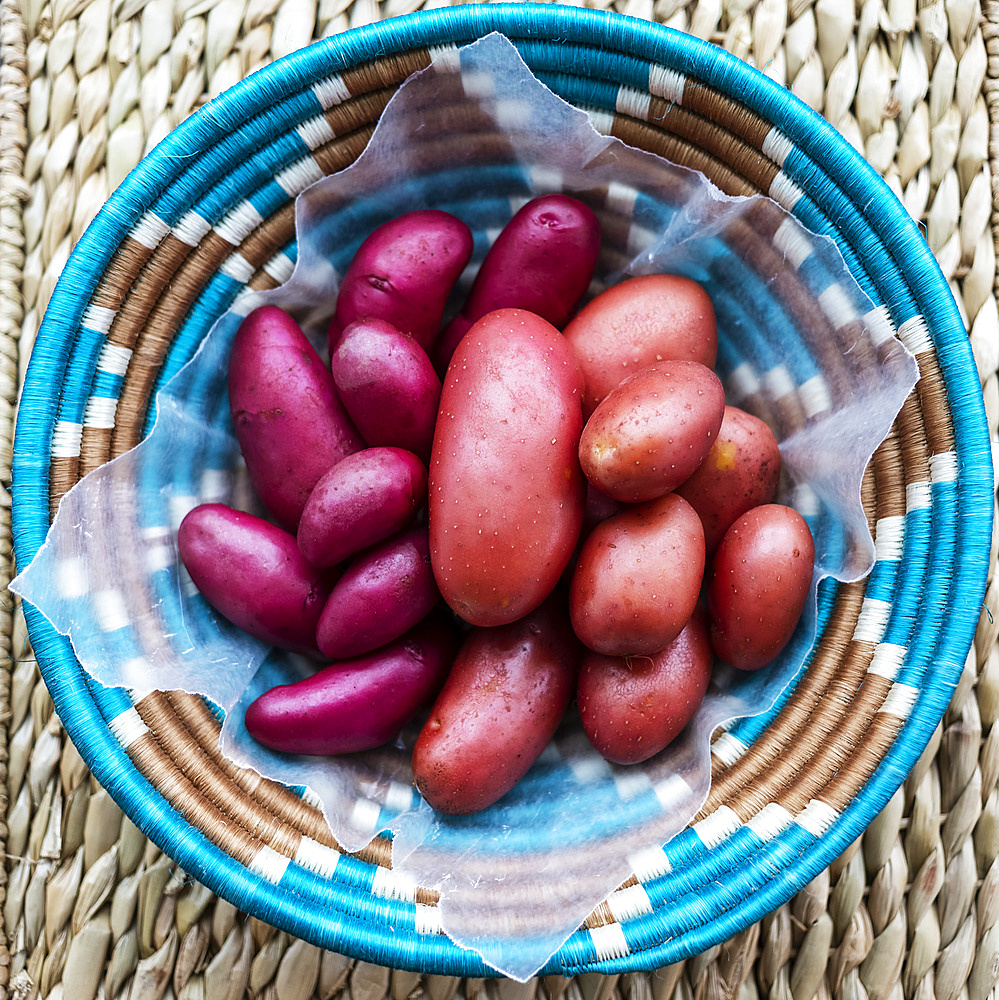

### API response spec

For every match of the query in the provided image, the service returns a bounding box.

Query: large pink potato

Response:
[578,610,713,764]
[570,492,705,656]
[429,308,586,627]
[315,526,439,659]
[297,447,427,568]
[228,305,363,529]
[563,274,718,417]
[328,210,474,352]
[579,360,725,503]
[675,405,782,555]
[331,319,441,461]
[244,615,458,756]
[433,194,601,371]
[411,599,581,815]
[178,503,332,655]
[708,504,815,670]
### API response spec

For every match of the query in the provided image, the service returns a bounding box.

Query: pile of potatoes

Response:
[178,196,814,816]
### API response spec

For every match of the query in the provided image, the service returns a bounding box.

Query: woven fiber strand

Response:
[0,0,997,998]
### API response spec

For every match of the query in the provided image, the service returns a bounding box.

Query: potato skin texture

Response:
[244,615,458,755]
[570,492,705,656]
[675,405,781,555]
[297,447,427,568]
[411,600,581,815]
[707,504,815,670]
[578,610,712,764]
[563,274,718,417]
[178,503,332,655]
[316,526,439,660]
[228,305,363,529]
[579,361,725,503]
[429,308,586,627]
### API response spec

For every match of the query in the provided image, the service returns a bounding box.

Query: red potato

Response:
[570,492,705,656]
[178,503,332,655]
[578,610,713,764]
[707,504,815,670]
[316,526,439,659]
[297,447,427,568]
[432,194,601,371]
[331,319,442,461]
[563,274,718,417]
[676,405,782,555]
[579,361,725,503]
[411,599,581,815]
[244,615,458,756]
[228,305,363,530]
[328,210,474,352]
[429,308,586,627]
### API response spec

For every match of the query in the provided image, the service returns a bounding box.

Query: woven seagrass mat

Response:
[1,0,998,997]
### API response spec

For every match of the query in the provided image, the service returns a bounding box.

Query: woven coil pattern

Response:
[1,0,998,997]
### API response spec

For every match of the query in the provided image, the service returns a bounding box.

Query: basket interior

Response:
[11,4,994,978]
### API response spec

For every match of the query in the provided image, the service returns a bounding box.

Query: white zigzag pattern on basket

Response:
[590,921,630,960]
[297,114,336,151]
[612,768,654,802]
[219,252,256,284]
[199,468,231,502]
[773,216,813,268]
[82,303,116,335]
[762,363,795,400]
[229,288,267,317]
[867,642,908,680]
[863,305,897,345]
[896,315,933,355]
[131,210,171,250]
[215,202,264,246]
[628,843,671,879]
[768,172,805,211]
[275,157,325,198]
[83,395,119,429]
[294,836,341,878]
[930,450,959,482]
[56,554,88,599]
[762,128,794,168]
[429,44,461,72]
[879,682,920,718]
[726,361,759,401]
[585,108,615,136]
[96,342,132,377]
[653,773,693,811]
[798,374,833,418]
[604,181,639,216]
[248,845,291,885]
[168,494,200,531]
[607,883,654,921]
[648,65,685,104]
[313,74,351,109]
[905,480,932,512]
[852,597,892,645]
[616,86,651,121]
[790,481,820,517]
[528,164,565,194]
[93,588,130,632]
[874,515,905,561]
[263,252,296,285]
[51,420,83,457]
[173,209,212,247]
[350,798,383,835]
[371,865,418,902]
[797,799,839,837]
[711,731,748,767]
[693,805,741,848]
[745,802,794,840]
[818,283,860,328]
[415,902,442,936]
[143,534,175,575]
[108,706,149,748]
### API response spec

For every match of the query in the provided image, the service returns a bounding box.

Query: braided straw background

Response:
[1,0,998,997]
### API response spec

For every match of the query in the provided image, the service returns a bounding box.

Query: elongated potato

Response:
[328,210,474,352]
[297,447,427,568]
[579,361,725,503]
[244,615,458,755]
[178,503,332,655]
[570,492,705,656]
[429,308,586,626]
[578,610,712,764]
[433,194,601,371]
[411,599,581,814]
[228,305,363,529]
[316,526,439,659]
[563,273,718,416]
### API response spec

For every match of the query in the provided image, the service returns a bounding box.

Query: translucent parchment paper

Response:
[13,34,919,981]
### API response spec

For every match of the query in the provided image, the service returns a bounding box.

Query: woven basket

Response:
[9,2,995,980]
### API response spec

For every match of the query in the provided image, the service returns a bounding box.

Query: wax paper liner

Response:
[12,34,919,982]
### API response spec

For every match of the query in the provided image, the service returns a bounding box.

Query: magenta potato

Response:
[316,526,439,660]
[428,308,586,627]
[328,210,474,352]
[228,305,363,529]
[578,360,725,503]
[707,504,815,670]
[178,503,332,655]
[433,193,601,371]
[676,405,782,555]
[411,599,581,815]
[245,615,458,756]
[570,492,705,656]
[331,319,442,461]
[297,447,427,569]
[578,610,713,764]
